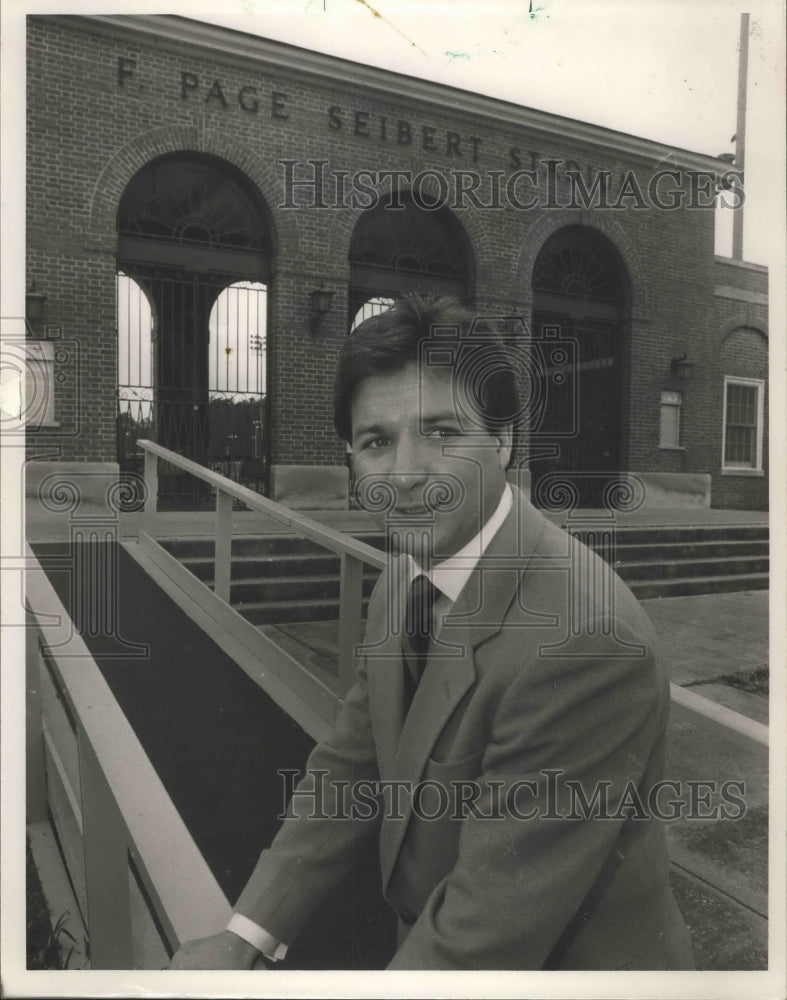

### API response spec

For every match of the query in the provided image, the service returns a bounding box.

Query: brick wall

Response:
[26,15,767,508]
[707,259,768,509]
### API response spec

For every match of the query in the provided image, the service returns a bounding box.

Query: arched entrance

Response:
[529,226,630,507]
[344,194,472,479]
[348,191,471,325]
[116,153,272,508]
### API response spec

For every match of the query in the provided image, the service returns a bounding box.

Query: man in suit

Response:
[172,293,694,970]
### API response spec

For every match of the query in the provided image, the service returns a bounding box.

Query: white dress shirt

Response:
[227,484,514,960]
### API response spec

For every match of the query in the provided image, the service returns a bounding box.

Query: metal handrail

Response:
[138,440,387,695]
[139,440,386,568]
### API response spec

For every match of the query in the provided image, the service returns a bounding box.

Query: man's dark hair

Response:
[333,292,520,443]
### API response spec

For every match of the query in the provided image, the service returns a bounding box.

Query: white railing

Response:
[25,445,388,968]
[139,441,387,735]
[25,542,231,969]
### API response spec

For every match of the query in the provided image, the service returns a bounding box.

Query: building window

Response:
[659,390,682,448]
[350,296,394,333]
[24,341,57,427]
[722,376,764,473]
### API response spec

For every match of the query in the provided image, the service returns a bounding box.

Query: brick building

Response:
[25,13,769,510]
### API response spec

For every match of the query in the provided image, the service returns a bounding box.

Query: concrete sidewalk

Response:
[642,590,769,970]
[643,590,769,722]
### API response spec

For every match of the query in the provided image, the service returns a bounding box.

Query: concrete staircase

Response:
[159,534,384,624]
[159,522,768,625]
[603,524,769,600]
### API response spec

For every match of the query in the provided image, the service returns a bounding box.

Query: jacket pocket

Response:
[423,746,485,779]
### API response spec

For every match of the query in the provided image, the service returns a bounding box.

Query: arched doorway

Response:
[116,153,272,507]
[345,195,472,483]
[529,226,630,507]
[348,191,471,325]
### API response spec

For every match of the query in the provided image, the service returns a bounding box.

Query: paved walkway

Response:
[642,589,769,969]
[643,590,769,720]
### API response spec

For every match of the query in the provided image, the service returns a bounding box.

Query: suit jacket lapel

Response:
[364,556,410,780]
[375,486,550,886]
[436,485,550,644]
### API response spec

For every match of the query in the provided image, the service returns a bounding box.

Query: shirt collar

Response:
[408,483,513,602]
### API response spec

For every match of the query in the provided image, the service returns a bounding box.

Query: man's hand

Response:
[170,929,263,970]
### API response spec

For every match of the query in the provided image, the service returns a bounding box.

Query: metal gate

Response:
[529,226,629,509]
[117,266,268,509]
[115,153,271,509]
[528,311,624,508]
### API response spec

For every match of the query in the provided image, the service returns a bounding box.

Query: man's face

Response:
[350,362,512,564]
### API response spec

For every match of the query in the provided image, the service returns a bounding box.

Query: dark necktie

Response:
[403,574,438,707]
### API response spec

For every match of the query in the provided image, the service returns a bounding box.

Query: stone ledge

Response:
[25,461,120,505]
[270,463,349,511]
[636,472,711,508]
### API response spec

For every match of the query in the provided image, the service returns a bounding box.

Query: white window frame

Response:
[721,376,764,476]
[24,340,58,428]
[659,390,683,450]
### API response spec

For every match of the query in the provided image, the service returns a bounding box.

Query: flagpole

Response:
[732,12,749,260]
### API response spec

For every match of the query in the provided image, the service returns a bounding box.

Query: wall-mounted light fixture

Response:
[670,354,695,381]
[309,286,334,335]
[26,281,48,325]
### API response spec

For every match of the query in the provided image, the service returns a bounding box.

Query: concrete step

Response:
[630,572,770,600]
[576,524,768,546]
[162,533,383,622]
[182,551,382,583]
[237,596,372,625]
[160,533,385,560]
[612,539,769,561]
[617,555,769,583]
[230,573,378,604]
[161,523,769,623]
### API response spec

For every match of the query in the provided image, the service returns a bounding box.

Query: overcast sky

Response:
[2,0,784,266]
[202,0,774,153]
[197,0,784,266]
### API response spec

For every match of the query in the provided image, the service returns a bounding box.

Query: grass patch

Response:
[719,667,769,697]
[26,835,77,970]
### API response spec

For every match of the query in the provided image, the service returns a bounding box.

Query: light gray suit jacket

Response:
[235,488,694,969]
